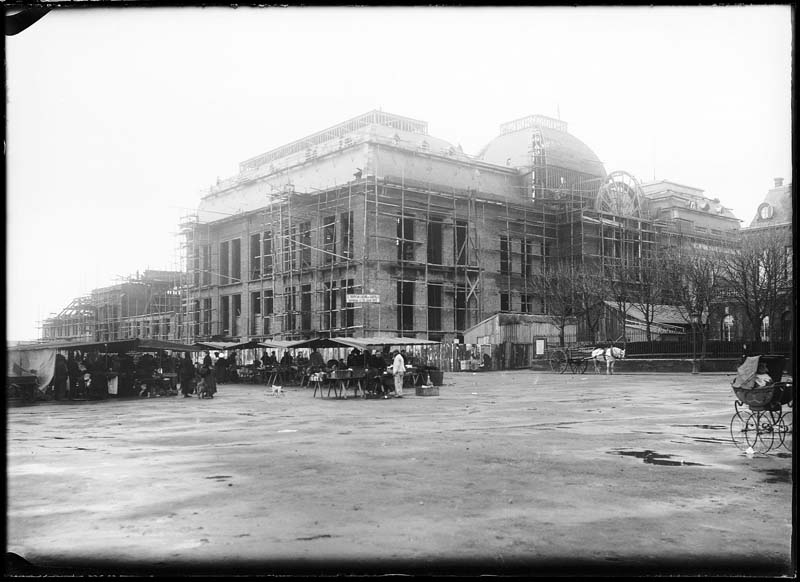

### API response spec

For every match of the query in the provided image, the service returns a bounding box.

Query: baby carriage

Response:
[729,355,793,453]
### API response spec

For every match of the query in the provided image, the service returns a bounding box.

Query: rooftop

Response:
[239,110,428,173]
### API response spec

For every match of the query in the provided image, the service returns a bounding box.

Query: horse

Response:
[590,346,626,375]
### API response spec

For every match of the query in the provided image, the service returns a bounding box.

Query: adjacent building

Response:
[40,270,183,343]
[736,177,794,342]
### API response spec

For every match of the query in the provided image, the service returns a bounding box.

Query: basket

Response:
[416,385,439,396]
[733,386,776,408]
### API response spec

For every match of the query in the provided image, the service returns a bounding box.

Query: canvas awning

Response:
[332,336,440,350]
[193,341,242,351]
[8,338,203,353]
[226,339,265,350]
[257,340,302,350]
[286,337,353,350]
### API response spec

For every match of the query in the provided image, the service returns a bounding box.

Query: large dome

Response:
[479,115,606,179]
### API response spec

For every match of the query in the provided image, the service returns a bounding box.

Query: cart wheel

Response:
[776,408,792,451]
[578,358,588,374]
[730,411,750,451]
[745,411,776,454]
[549,350,567,374]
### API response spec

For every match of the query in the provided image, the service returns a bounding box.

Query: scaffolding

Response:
[39,270,184,343]
[177,168,599,345]
[174,114,740,348]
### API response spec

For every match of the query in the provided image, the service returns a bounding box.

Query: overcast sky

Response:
[6,6,793,341]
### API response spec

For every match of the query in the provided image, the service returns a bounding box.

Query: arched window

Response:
[760,316,770,342]
[722,315,735,342]
[780,311,792,342]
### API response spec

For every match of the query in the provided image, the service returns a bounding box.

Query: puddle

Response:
[761,468,792,484]
[688,436,730,445]
[609,450,705,466]
[673,424,727,430]
[296,534,332,541]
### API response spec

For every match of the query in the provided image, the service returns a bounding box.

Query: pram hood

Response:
[732,356,760,390]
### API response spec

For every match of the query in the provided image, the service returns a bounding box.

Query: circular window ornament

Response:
[595,171,643,218]
[758,203,774,220]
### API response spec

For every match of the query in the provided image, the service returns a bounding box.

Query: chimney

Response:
[774,177,784,187]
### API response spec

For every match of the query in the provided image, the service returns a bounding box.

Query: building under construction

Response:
[177,110,741,345]
[39,270,183,343]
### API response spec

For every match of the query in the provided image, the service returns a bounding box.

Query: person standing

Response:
[215,353,228,384]
[309,348,325,371]
[392,350,405,398]
[199,361,217,398]
[54,354,69,401]
[67,353,81,400]
[179,352,196,397]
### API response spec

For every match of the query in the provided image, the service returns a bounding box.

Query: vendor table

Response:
[404,366,425,387]
[329,369,352,398]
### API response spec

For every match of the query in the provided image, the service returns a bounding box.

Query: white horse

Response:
[590,346,626,375]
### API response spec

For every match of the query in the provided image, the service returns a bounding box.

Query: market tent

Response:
[7,338,203,354]
[258,339,302,350]
[6,338,200,396]
[193,341,241,351]
[226,339,265,350]
[6,347,55,394]
[332,336,444,372]
[287,337,353,350]
[125,339,204,353]
[333,336,440,350]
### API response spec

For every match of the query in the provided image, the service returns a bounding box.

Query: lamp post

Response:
[690,312,700,375]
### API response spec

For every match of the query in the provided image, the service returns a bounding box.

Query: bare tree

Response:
[670,249,727,358]
[603,260,639,343]
[720,227,792,344]
[528,262,576,347]
[630,253,673,342]
[572,264,605,342]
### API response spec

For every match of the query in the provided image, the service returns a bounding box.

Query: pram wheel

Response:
[730,410,750,451]
[745,410,776,453]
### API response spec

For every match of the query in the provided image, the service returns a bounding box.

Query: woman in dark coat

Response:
[54,354,69,401]
[179,352,196,397]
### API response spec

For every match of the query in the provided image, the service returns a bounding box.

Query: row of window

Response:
[192,215,482,289]
[200,216,640,289]
[192,279,359,337]
[193,213,356,288]
[499,237,547,277]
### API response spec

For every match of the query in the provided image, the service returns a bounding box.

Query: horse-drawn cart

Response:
[548,344,595,374]
[548,343,627,375]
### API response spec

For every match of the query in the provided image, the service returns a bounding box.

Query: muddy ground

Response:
[5,370,794,576]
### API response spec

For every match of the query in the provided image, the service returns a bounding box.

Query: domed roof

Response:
[479,115,606,178]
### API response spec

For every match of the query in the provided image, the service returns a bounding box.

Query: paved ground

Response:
[5,370,794,576]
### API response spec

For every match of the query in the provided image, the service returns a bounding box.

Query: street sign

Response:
[346,294,380,303]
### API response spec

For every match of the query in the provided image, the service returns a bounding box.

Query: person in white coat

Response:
[391,350,406,398]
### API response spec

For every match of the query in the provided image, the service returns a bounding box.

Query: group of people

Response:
[53,353,88,400]
[178,351,218,398]
[49,345,420,400]
[306,346,411,398]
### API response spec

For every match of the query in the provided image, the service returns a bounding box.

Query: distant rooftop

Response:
[239,110,429,172]
[500,114,568,135]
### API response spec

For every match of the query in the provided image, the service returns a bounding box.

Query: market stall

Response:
[334,336,444,387]
[8,339,203,401]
